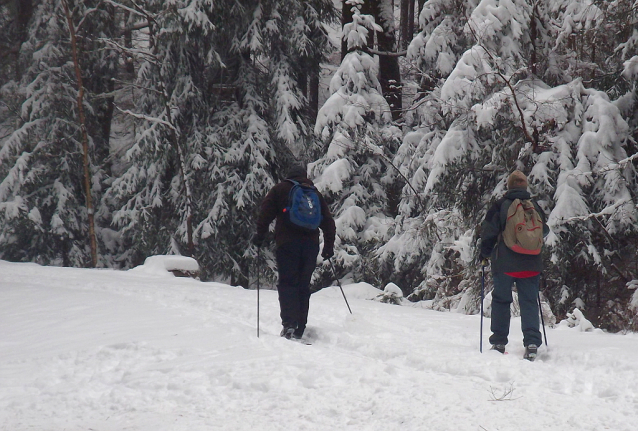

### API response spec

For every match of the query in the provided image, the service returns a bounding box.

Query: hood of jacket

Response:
[504,187,531,201]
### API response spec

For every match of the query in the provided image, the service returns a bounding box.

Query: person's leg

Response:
[489,272,514,346]
[276,242,302,331]
[516,275,542,347]
[294,240,319,337]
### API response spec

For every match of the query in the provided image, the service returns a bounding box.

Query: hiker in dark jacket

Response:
[253,165,336,340]
[480,170,549,360]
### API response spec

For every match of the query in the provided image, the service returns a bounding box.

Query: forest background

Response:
[1,0,637,331]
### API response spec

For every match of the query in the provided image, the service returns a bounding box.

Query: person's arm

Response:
[255,186,280,241]
[480,201,502,258]
[318,193,336,257]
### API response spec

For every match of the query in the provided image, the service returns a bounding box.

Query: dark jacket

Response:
[480,188,549,273]
[256,176,336,250]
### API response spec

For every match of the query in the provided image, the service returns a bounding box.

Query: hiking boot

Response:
[292,327,304,339]
[280,326,295,339]
[524,344,538,361]
[490,344,506,354]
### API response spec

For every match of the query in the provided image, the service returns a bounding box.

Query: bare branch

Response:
[488,383,521,401]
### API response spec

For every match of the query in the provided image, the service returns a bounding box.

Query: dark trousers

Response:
[489,272,542,347]
[275,239,319,334]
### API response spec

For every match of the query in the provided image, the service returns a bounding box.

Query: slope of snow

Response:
[1,260,636,431]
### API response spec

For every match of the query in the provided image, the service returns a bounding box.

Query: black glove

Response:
[252,235,265,248]
[321,247,334,259]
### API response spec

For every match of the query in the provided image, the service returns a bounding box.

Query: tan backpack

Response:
[502,199,543,255]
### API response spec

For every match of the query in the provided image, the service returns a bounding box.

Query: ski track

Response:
[0,261,637,431]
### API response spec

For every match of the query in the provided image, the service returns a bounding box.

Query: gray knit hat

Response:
[507,170,528,190]
[285,165,307,179]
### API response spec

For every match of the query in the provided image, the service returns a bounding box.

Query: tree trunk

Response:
[530,2,538,76]
[123,11,135,76]
[400,0,409,50]
[341,0,354,60]
[14,0,33,80]
[298,57,308,98]
[408,0,415,45]
[417,0,425,16]
[62,0,99,267]
[370,0,403,121]
[99,81,115,177]
[309,64,320,123]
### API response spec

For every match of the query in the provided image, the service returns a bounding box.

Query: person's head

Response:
[507,170,528,190]
[285,164,307,180]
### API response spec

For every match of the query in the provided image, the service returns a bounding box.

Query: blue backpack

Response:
[283,179,322,231]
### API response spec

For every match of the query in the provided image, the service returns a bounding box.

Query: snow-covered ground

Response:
[1,259,636,431]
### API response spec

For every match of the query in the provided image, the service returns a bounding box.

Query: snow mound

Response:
[340,282,381,300]
[557,308,599,332]
[130,255,200,277]
[375,282,405,305]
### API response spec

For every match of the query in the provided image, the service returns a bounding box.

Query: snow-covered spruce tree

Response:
[102,0,218,267]
[377,0,477,300]
[538,82,637,330]
[614,3,638,329]
[0,0,112,267]
[311,0,398,287]
[539,0,638,329]
[381,0,638,327]
[194,0,336,285]
[379,0,537,310]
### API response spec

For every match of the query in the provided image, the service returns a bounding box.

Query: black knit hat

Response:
[286,165,307,179]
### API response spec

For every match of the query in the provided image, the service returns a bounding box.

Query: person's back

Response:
[253,165,336,340]
[255,169,333,249]
[480,170,549,360]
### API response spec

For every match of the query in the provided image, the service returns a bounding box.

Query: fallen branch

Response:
[488,383,521,401]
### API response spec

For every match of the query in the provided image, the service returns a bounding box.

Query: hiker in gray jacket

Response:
[480,170,549,360]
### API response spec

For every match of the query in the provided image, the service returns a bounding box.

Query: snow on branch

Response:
[114,104,177,132]
[559,198,631,224]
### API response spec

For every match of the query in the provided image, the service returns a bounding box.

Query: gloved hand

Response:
[481,257,489,266]
[321,246,334,259]
[252,235,265,248]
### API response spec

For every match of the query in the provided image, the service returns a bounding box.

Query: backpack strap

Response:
[283,179,299,214]
[498,198,511,230]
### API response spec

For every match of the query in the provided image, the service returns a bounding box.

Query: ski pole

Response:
[256,247,260,338]
[480,262,485,353]
[538,291,548,347]
[329,258,352,314]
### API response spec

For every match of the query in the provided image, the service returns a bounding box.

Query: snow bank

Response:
[129,255,200,277]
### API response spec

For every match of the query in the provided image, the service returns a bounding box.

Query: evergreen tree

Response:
[0,0,111,266]
[194,0,336,285]
[382,0,638,325]
[101,0,215,267]
[312,0,397,285]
